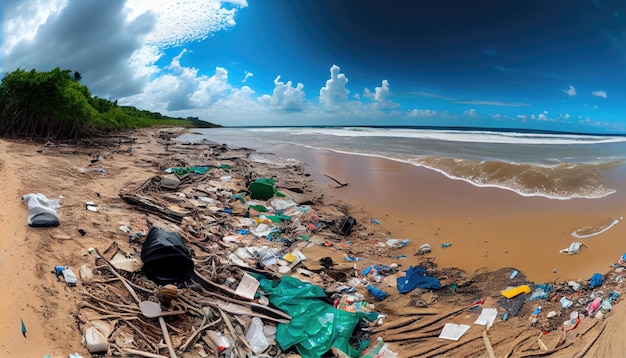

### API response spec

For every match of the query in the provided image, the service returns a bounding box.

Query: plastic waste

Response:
[587,297,602,315]
[560,297,573,309]
[367,286,389,301]
[371,218,381,225]
[83,326,108,353]
[345,255,363,261]
[59,266,77,286]
[529,306,541,325]
[22,193,61,227]
[589,273,603,288]
[559,242,583,254]
[441,243,452,248]
[501,285,531,299]
[397,266,441,293]
[79,264,94,282]
[258,276,377,358]
[510,270,519,279]
[362,337,385,358]
[386,238,409,249]
[246,317,270,355]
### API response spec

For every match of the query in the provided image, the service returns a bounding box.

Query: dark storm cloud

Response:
[3,0,155,99]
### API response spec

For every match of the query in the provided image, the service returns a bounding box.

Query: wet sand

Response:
[267,143,626,283]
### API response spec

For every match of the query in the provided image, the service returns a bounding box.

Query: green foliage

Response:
[0,67,220,140]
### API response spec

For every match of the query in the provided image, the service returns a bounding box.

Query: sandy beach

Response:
[0,127,625,357]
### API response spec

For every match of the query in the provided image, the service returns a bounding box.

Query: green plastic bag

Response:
[259,276,376,358]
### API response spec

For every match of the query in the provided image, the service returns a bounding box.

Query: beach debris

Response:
[529,305,541,325]
[249,178,282,200]
[140,226,194,284]
[441,243,452,248]
[371,218,381,224]
[367,285,389,301]
[589,273,604,288]
[501,285,531,298]
[85,201,99,212]
[21,193,61,227]
[386,238,410,248]
[509,269,519,279]
[20,318,26,338]
[474,307,498,328]
[397,266,442,293]
[335,216,357,236]
[438,323,471,341]
[559,242,587,255]
[160,174,181,190]
[324,173,349,188]
[61,132,625,358]
[418,243,432,254]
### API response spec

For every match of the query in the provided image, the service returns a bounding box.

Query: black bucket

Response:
[141,226,194,284]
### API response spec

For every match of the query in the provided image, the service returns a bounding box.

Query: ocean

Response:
[177,126,626,201]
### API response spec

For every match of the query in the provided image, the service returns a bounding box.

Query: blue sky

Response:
[1,0,625,133]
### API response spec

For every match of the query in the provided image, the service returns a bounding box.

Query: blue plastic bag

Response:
[367,285,389,301]
[590,273,603,288]
[397,266,441,293]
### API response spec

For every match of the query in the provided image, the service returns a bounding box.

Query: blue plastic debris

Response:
[367,285,389,301]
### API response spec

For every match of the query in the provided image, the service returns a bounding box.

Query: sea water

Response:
[177,126,626,200]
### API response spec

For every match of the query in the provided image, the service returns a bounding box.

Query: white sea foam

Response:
[272,127,626,145]
[571,218,623,238]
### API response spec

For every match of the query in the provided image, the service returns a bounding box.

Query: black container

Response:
[337,216,357,236]
[141,226,194,284]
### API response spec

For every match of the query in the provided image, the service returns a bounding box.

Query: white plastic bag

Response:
[245,317,270,354]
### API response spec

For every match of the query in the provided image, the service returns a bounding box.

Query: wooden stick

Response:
[94,248,151,294]
[482,330,496,358]
[324,174,348,188]
[123,348,169,358]
[158,317,178,358]
[179,318,223,352]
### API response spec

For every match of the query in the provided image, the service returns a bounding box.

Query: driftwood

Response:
[324,174,349,188]
[119,192,189,223]
[324,174,348,188]
[122,348,169,358]
[179,318,223,352]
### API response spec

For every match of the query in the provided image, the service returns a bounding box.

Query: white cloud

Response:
[517,114,527,119]
[259,76,308,112]
[319,64,350,110]
[592,90,607,98]
[363,80,398,109]
[561,113,571,119]
[242,71,254,83]
[538,113,548,121]
[563,85,576,96]
[1,0,247,100]
[464,108,478,117]
[454,100,530,107]
[409,109,437,117]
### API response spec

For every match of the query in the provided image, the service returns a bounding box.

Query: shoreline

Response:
[0,127,624,357]
[260,142,626,283]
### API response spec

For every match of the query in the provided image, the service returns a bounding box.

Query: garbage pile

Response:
[72,141,399,358]
[40,133,623,358]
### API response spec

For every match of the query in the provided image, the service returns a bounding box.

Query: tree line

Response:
[0,67,220,141]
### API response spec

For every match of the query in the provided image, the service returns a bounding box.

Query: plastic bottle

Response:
[362,337,385,358]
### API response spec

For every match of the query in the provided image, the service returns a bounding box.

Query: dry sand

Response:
[0,128,625,357]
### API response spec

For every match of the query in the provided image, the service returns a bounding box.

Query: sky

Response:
[1,0,625,133]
